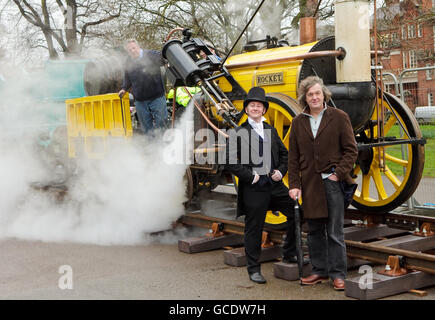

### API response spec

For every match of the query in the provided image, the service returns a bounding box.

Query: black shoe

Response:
[282,256,310,265]
[249,272,266,284]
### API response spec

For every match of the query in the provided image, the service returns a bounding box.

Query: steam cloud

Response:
[0,70,192,245]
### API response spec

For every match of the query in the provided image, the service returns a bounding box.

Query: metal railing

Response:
[383,66,435,212]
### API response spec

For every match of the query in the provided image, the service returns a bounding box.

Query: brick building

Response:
[371,0,435,110]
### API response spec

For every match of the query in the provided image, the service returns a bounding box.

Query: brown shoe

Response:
[301,274,329,285]
[333,278,345,291]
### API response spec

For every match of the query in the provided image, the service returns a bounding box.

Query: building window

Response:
[408,25,416,38]
[418,24,423,37]
[429,93,433,106]
[403,51,408,69]
[380,34,389,48]
[402,25,407,39]
[427,64,433,80]
[392,32,399,44]
[433,26,435,52]
[409,50,417,68]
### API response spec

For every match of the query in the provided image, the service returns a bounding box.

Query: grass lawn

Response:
[381,124,435,178]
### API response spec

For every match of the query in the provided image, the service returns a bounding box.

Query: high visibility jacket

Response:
[167,87,201,107]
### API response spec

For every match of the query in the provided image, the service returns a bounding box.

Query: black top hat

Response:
[243,87,269,110]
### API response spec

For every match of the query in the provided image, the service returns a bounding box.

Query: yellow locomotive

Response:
[161,0,425,227]
[66,0,425,229]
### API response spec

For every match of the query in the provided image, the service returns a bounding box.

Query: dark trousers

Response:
[242,182,296,275]
[307,179,346,280]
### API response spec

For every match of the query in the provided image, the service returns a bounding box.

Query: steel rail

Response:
[180,213,286,244]
[345,240,435,275]
[345,208,435,226]
[180,211,435,275]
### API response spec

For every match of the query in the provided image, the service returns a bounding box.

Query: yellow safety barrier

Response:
[65,93,132,159]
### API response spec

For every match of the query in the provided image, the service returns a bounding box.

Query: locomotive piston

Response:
[162,39,204,87]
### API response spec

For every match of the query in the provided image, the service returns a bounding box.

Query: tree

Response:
[290,0,334,29]
[11,0,122,59]
[121,0,300,53]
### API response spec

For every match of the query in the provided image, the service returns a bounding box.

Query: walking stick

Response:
[294,196,304,284]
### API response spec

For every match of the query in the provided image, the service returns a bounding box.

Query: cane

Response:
[294,196,304,285]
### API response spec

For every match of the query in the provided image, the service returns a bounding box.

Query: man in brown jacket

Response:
[288,76,358,291]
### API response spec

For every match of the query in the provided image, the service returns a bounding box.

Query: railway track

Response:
[32,182,435,299]
[178,189,435,299]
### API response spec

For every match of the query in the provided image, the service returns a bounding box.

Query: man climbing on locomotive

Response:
[288,76,358,291]
[225,87,299,284]
[118,39,168,135]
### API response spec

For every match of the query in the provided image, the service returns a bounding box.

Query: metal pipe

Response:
[373,0,383,171]
[165,27,184,42]
[399,66,435,101]
[171,87,177,128]
[299,17,316,45]
[382,72,399,97]
[184,88,229,139]
[380,59,386,171]
[225,49,345,69]
[401,204,435,211]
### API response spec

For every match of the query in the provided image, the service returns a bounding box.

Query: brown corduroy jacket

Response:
[288,106,358,219]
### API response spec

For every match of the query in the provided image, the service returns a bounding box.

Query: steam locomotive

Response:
[161,0,426,228]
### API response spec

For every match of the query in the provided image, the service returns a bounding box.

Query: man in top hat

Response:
[225,87,299,284]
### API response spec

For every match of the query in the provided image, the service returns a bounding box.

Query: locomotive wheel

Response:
[234,93,302,229]
[352,92,425,213]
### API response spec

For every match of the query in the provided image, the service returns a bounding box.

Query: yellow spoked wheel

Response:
[235,93,302,229]
[352,92,425,213]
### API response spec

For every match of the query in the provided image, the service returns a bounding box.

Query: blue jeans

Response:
[306,179,347,280]
[135,95,168,134]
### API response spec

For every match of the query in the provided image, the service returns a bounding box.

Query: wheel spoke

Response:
[282,129,290,148]
[371,167,388,200]
[382,111,398,136]
[383,165,402,189]
[274,110,284,139]
[384,152,408,167]
[361,171,374,201]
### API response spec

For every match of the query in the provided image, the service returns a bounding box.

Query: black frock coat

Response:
[225,120,289,217]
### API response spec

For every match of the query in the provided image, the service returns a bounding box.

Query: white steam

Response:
[0,70,193,245]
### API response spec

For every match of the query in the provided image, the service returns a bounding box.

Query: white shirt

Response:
[248,116,283,182]
[248,116,266,139]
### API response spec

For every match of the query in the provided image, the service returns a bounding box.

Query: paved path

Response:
[1,235,434,300]
[1,179,434,300]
